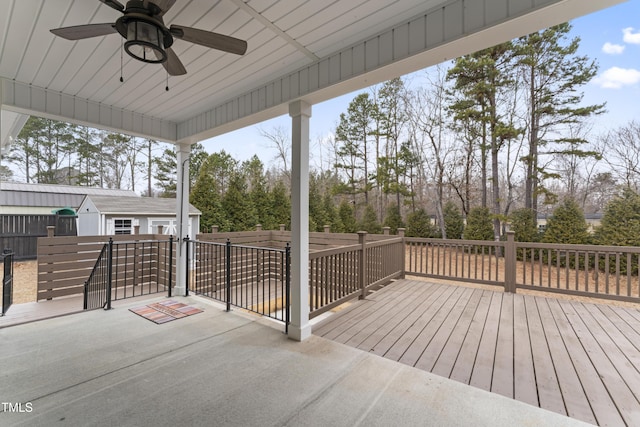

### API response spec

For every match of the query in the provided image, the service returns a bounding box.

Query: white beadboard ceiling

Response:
[0,0,626,146]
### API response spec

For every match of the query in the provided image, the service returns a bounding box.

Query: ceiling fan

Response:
[50,0,248,76]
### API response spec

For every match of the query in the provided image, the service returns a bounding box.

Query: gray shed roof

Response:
[0,182,138,209]
[85,195,201,216]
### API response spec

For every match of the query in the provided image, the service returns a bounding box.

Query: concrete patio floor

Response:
[1,295,590,427]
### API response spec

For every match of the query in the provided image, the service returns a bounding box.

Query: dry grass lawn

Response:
[10,260,38,304]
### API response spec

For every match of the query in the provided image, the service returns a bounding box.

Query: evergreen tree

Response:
[448,43,520,241]
[515,23,605,212]
[308,174,325,232]
[190,163,228,232]
[406,208,436,238]
[154,143,208,197]
[463,207,494,241]
[510,208,538,242]
[271,181,291,230]
[244,156,273,229]
[334,93,376,207]
[221,172,256,231]
[443,201,464,239]
[322,192,342,232]
[376,78,410,211]
[541,199,589,244]
[358,204,382,234]
[383,204,404,235]
[338,200,357,233]
[595,188,640,247]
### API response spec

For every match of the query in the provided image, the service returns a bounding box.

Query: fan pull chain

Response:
[119,38,124,83]
[166,71,169,91]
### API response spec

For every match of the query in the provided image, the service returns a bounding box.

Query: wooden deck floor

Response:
[313,279,640,426]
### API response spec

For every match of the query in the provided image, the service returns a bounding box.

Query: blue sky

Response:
[201,1,640,166]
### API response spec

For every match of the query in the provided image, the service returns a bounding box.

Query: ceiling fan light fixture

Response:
[125,18,165,63]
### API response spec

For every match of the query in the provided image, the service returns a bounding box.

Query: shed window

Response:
[114,219,133,234]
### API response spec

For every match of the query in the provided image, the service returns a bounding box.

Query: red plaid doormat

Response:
[129,300,203,324]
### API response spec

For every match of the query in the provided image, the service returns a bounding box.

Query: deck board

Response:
[513,294,538,407]
[469,291,502,391]
[368,284,451,357]
[449,289,492,384]
[523,295,565,416]
[314,279,640,426]
[430,288,483,378]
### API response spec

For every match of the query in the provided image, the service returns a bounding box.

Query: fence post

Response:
[47,225,55,238]
[133,225,140,235]
[505,231,516,293]
[156,224,163,235]
[358,231,367,299]
[398,228,406,279]
[285,243,291,334]
[105,238,113,310]
[279,224,285,232]
[256,224,262,231]
[323,225,331,233]
[211,225,218,233]
[383,226,390,235]
[184,236,190,296]
[226,239,231,312]
[168,236,174,297]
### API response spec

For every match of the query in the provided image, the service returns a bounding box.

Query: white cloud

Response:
[602,42,625,55]
[594,67,640,89]
[623,27,640,44]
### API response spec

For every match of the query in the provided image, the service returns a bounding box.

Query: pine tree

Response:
[334,93,376,208]
[463,207,494,241]
[443,201,464,239]
[447,43,520,242]
[515,23,605,212]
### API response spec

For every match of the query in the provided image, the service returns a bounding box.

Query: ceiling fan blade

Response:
[170,25,247,55]
[98,0,125,12]
[157,47,187,76]
[50,23,117,40]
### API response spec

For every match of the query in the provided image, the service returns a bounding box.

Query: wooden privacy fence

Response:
[1,214,76,260]
[405,232,640,303]
[37,234,174,301]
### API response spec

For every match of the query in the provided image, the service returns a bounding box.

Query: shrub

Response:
[383,204,405,235]
[463,207,494,241]
[443,201,464,239]
[406,208,436,238]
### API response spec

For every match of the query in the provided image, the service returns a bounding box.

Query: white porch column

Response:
[289,100,312,341]
[174,142,191,296]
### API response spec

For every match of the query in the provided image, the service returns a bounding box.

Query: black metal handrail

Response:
[187,238,290,330]
[83,237,175,310]
[83,242,111,310]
